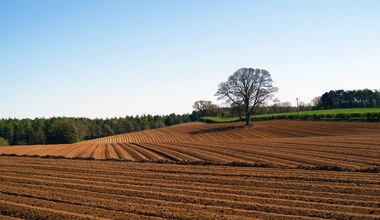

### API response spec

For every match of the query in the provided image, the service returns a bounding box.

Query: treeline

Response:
[0,114,192,146]
[191,100,313,120]
[317,89,380,109]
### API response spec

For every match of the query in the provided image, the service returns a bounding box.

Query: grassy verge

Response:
[200,108,380,123]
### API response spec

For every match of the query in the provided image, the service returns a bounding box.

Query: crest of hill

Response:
[83,120,380,144]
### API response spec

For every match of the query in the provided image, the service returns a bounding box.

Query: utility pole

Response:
[296,98,300,119]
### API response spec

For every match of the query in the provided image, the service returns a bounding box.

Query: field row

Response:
[0,156,379,220]
[1,134,379,170]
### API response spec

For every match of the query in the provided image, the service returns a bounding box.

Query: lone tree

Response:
[215,68,278,126]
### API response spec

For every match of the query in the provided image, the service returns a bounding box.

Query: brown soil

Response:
[0,120,379,219]
[0,156,379,219]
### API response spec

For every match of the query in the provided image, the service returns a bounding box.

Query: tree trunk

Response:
[245,113,251,126]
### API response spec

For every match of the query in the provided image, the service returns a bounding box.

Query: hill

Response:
[1,120,380,171]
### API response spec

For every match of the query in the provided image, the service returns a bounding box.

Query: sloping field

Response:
[0,156,379,220]
[1,121,380,170]
[85,120,380,143]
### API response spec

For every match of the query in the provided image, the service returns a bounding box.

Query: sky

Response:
[1,0,380,119]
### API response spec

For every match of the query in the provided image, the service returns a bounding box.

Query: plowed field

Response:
[0,156,379,220]
[1,120,380,219]
[1,121,379,170]
[84,120,380,143]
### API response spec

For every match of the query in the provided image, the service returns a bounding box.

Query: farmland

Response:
[0,120,380,219]
[0,157,380,219]
[1,121,380,171]
[0,156,379,219]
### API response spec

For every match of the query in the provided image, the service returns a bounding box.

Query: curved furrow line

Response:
[111,143,133,160]
[159,142,239,164]
[145,130,164,142]
[118,143,149,161]
[132,143,185,162]
[258,145,380,167]
[164,142,290,167]
[189,142,362,169]
[196,141,371,169]
[170,142,301,167]
[105,144,120,160]
[75,144,97,158]
[89,144,99,158]
[148,142,206,161]
[127,143,167,161]
[252,141,380,161]
[274,140,380,155]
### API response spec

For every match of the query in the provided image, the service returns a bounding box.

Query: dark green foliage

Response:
[0,114,193,145]
[0,137,9,146]
[254,112,380,122]
[47,119,79,144]
[201,109,380,123]
[319,89,380,109]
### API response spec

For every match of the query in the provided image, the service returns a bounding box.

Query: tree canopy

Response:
[47,119,80,144]
[215,68,278,125]
[317,89,380,109]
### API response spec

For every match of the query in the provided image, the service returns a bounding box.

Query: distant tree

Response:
[0,137,9,146]
[34,130,46,145]
[4,123,14,145]
[192,100,220,117]
[310,96,321,108]
[280,101,292,112]
[165,116,175,126]
[215,68,278,126]
[193,100,213,112]
[75,120,88,140]
[115,118,134,133]
[318,89,380,109]
[47,120,79,144]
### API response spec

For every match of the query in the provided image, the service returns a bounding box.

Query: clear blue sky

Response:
[1,0,379,118]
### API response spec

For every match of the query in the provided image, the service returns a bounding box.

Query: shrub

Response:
[0,137,9,146]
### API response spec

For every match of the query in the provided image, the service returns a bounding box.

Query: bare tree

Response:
[215,68,278,126]
[193,100,213,112]
[310,96,321,108]
[193,100,219,117]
